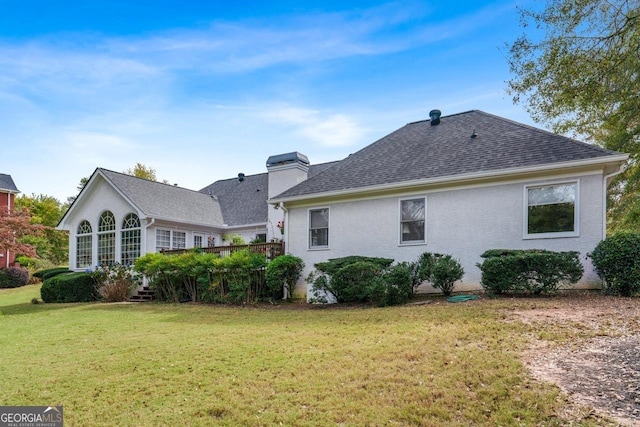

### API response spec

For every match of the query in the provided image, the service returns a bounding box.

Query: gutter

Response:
[279,202,289,254]
[269,154,629,205]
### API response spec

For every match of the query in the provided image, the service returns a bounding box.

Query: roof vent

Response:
[470,129,477,139]
[238,173,245,182]
[429,109,441,125]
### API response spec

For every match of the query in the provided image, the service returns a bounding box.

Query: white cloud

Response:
[259,106,367,147]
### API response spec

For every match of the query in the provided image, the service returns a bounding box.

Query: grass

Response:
[0,285,602,426]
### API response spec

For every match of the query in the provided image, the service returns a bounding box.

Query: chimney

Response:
[429,109,441,125]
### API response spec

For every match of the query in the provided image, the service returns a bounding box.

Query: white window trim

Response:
[308,207,330,250]
[398,196,427,246]
[155,228,188,251]
[523,180,580,239]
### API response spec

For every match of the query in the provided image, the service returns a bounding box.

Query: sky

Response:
[0,0,539,203]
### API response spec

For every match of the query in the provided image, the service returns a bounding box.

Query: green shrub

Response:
[308,256,396,304]
[0,267,30,288]
[34,267,72,280]
[368,262,414,307]
[414,252,464,296]
[591,232,640,296]
[93,263,141,302]
[477,249,583,295]
[265,254,304,300]
[431,255,465,296]
[314,256,394,275]
[41,272,97,303]
[134,250,270,304]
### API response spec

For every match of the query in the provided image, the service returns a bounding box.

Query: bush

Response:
[431,255,465,296]
[93,263,141,302]
[368,262,414,307]
[0,267,30,288]
[41,272,97,303]
[309,257,422,306]
[34,267,72,280]
[477,249,583,295]
[591,232,640,296]
[414,252,464,296]
[314,256,394,276]
[265,255,304,300]
[134,250,270,304]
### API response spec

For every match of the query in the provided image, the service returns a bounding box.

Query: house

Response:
[59,110,627,298]
[57,159,334,269]
[0,173,20,268]
[268,110,627,297]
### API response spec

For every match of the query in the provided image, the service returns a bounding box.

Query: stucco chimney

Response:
[266,152,310,199]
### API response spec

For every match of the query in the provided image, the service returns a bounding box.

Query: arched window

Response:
[76,220,92,269]
[97,211,116,266]
[121,213,141,265]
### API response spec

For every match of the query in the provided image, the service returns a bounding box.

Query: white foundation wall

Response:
[285,172,606,299]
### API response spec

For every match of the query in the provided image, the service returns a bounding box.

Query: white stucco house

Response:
[58,110,627,298]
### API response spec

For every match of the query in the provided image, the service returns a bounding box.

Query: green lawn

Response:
[0,285,601,426]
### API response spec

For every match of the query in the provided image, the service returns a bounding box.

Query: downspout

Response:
[279,202,289,254]
[145,218,155,254]
[602,164,626,238]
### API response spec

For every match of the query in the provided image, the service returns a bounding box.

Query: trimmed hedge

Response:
[40,272,97,303]
[314,256,394,275]
[34,267,72,280]
[309,256,415,305]
[477,249,583,295]
[0,267,30,288]
[591,232,640,296]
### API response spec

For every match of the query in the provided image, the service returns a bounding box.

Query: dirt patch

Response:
[511,293,640,426]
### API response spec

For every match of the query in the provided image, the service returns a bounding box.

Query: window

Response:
[173,231,186,249]
[156,229,186,251]
[121,213,141,265]
[525,182,578,238]
[76,220,92,269]
[156,230,171,251]
[400,198,426,244]
[309,208,329,248]
[193,234,204,248]
[98,211,116,266]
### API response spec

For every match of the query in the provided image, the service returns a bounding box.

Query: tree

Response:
[124,163,158,181]
[15,194,69,265]
[507,0,640,232]
[0,208,46,259]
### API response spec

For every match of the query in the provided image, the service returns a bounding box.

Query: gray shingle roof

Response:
[273,110,624,200]
[0,174,19,193]
[199,162,337,226]
[99,169,224,226]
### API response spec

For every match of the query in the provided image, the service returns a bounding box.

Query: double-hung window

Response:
[309,208,329,248]
[400,197,426,244]
[525,182,578,238]
[156,229,187,251]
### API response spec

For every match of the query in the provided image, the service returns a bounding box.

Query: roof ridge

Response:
[98,167,211,196]
[406,109,479,126]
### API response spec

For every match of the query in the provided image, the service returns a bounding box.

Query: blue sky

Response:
[1,0,537,202]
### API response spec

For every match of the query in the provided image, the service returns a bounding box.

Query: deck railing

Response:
[160,241,285,262]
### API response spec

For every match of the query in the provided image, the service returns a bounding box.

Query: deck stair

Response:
[129,286,155,302]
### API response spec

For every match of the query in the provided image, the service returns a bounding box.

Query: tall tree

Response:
[15,194,69,265]
[0,208,45,259]
[124,163,158,181]
[507,0,640,232]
